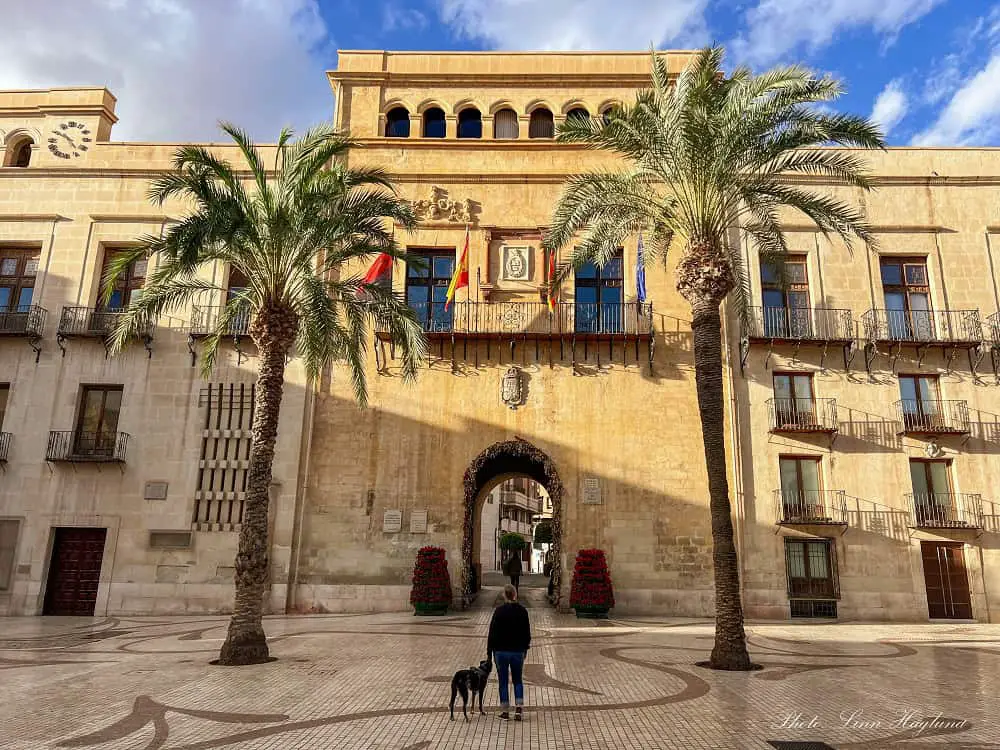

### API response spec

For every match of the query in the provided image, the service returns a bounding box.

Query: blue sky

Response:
[1,1,998,145]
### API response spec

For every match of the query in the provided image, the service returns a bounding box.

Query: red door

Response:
[43,528,107,616]
[921,541,972,619]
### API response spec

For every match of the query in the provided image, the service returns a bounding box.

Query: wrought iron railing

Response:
[0,304,47,337]
[745,306,853,341]
[775,489,848,525]
[58,306,152,339]
[399,301,653,336]
[862,308,982,344]
[188,305,251,337]
[46,430,129,462]
[906,492,983,528]
[894,399,970,434]
[767,398,838,432]
[988,312,1000,346]
[0,432,9,462]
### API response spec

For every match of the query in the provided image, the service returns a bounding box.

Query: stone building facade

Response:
[1,51,998,622]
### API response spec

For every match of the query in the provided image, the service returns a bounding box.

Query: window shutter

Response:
[494,109,518,139]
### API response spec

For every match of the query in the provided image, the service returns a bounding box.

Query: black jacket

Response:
[502,554,522,575]
[487,602,531,654]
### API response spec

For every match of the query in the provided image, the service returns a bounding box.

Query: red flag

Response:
[362,252,393,285]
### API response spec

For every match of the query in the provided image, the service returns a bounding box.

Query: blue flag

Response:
[636,231,647,303]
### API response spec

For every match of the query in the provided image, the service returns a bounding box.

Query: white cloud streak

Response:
[869,79,908,136]
[912,52,1000,146]
[0,0,333,142]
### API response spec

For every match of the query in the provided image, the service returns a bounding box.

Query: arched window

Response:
[566,107,590,123]
[457,108,482,139]
[493,108,519,139]
[423,107,446,138]
[601,105,621,126]
[528,108,554,139]
[384,107,410,138]
[6,137,33,167]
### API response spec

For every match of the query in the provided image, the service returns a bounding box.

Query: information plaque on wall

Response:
[410,510,428,533]
[582,477,602,505]
[383,509,402,533]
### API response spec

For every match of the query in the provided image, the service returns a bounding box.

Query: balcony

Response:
[391,301,653,339]
[775,490,848,526]
[187,305,251,338]
[767,398,838,434]
[58,307,153,340]
[862,308,982,346]
[0,304,46,338]
[894,400,970,436]
[744,306,853,342]
[46,431,129,463]
[0,432,9,463]
[988,312,1000,345]
[907,492,983,529]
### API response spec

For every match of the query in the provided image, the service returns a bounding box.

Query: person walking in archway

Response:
[487,584,531,721]
[502,548,522,592]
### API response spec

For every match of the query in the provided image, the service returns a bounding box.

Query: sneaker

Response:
[514,707,523,722]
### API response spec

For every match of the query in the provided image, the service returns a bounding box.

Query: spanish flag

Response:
[445,226,470,310]
[547,247,558,312]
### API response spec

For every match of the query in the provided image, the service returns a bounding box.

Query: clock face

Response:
[47,120,92,160]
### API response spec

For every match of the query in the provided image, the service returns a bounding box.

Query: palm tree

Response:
[104,124,427,665]
[543,47,884,670]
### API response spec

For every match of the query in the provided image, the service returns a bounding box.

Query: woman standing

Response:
[487,584,531,721]
[502,548,522,592]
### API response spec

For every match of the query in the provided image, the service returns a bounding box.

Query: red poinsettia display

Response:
[569,548,615,611]
[410,546,453,610]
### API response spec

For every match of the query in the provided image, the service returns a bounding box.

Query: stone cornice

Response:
[780,224,952,234]
[330,71,657,88]
[0,213,69,222]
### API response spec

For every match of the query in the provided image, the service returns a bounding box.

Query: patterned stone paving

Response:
[0,602,998,749]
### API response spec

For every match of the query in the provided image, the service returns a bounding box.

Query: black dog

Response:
[449,659,492,721]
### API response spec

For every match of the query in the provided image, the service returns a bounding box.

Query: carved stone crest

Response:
[501,366,523,410]
[407,186,474,224]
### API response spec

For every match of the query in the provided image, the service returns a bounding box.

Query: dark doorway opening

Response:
[461,438,563,608]
[43,527,107,616]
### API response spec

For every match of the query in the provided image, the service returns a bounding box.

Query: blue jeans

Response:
[493,651,525,709]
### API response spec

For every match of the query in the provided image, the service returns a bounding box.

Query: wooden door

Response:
[921,541,972,619]
[43,528,106,616]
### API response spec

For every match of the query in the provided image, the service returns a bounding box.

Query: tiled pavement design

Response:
[0,598,998,749]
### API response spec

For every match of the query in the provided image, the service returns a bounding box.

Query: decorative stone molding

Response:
[406,186,476,224]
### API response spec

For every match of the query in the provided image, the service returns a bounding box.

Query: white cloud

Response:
[383,3,428,32]
[869,79,908,135]
[0,0,333,142]
[436,0,709,50]
[912,52,1000,146]
[731,0,945,66]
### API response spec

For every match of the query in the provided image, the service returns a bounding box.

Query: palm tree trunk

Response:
[217,312,294,666]
[690,301,753,671]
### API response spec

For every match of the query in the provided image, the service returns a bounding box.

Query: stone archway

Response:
[461,437,564,608]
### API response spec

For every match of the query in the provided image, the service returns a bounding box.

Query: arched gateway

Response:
[461,438,564,608]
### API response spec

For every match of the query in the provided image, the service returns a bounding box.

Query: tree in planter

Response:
[410,546,453,613]
[544,47,882,669]
[105,123,426,665]
[569,549,615,614]
[499,532,527,552]
[533,520,553,545]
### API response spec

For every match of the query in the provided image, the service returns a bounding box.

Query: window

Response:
[772,373,816,427]
[761,254,811,337]
[6,138,33,168]
[493,108,519,139]
[406,249,455,332]
[225,266,251,334]
[785,538,836,598]
[574,250,623,333]
[566,107,590,122]
[600,105,621,125]
[0,519,19,590]
[0,383,8,429]
[528,108,554,139]
[0,248,39,313]
[457,109,482,139]
[899,375,943,431]
[101,250,146,310]
[779,456,822,517]
[881,257,932,340]
[384,107,410,138]
[74,385,123,457]
[423,108,446,138]
[909,459,953,524]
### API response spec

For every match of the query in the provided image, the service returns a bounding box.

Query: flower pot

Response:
[573,605,610,619]
[413,602,448,616]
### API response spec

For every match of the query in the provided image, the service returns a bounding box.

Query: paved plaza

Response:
[0,597,998,749]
